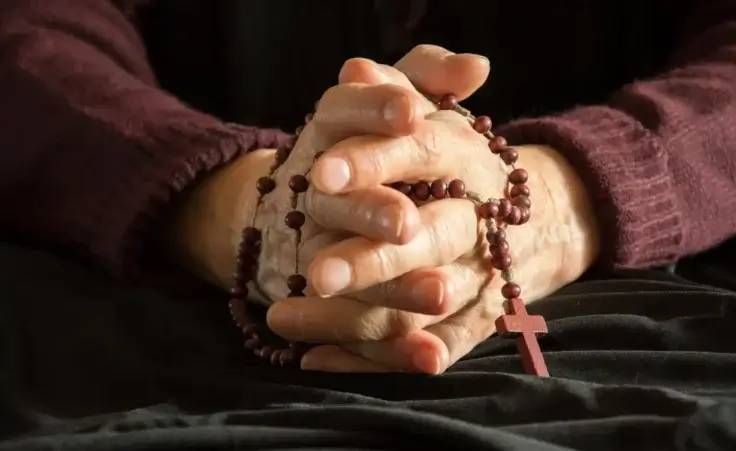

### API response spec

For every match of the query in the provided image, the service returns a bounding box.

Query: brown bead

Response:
[245,337,261,350]
[448,179,466,198]
[498,199,512,218]
[256,177,276,194]
[492,254,512,270]
[275,146,291,164]
[430,179,448,199]
[285,211,306,229]
[230,285,248,299]
[509,168,529,184]
[479,202,499,219]
[512,196,532,209]
[505,207,523,225]
[412,181,431,201]
[487,229,506,244]
[288,174,309,193]
[270,350,283,365]
[287,274,307,293]
[393,182,413,197]
[488,136,508,154]
[439,94,458,110]
[501,282,522,299]
[473,116,492,133]
[519,208,531,224]
[510,184,530,198]
[500,148,518,165]
[489,240,509,255]
[242,227,262,245]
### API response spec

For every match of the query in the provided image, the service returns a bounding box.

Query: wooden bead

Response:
[489,240,509,255]
[285,211,306,229]
[513,196,532,209]
[498,199,512,218]
[448,179,466,198]
[412,181,431,201]
[500,148,518,165]
[242,227,261,245]
[505,207,523,225]
[492,254,512,270]
[393,182,413,197]
[288,175,309,193]
[501,282,522,299]
[479,202,499,219]
[488,136,507,153]
[256,177,276,194]
[509,168,529,184]
[287,274,307,293]
[473,115,492,133]
[487,229,506,244]
[510,184,530,198]
[430,180,448,199]
[519,208,531,224]
[439,94,458,110]
[275,147,291,165]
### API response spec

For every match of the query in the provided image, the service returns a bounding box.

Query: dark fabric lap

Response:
[1,242,735,450]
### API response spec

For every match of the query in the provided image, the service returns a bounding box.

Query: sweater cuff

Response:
[100,122,291,280]
[496,106,683,270]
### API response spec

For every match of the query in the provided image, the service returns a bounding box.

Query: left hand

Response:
[266,85,600,373]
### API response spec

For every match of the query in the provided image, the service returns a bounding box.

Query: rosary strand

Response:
[229,94,549,376]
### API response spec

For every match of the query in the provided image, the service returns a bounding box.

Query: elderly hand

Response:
[265,60,600,374]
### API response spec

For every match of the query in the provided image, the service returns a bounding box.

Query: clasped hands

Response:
[175,45,599,375]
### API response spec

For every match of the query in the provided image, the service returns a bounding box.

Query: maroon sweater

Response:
[1,0,736,279]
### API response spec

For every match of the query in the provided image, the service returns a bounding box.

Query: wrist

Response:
[168,149,276,288]
[507,145,600,299]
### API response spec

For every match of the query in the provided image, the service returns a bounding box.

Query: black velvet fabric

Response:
[1,242,736,450]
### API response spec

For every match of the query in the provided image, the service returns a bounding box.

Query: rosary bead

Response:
[513,196,532,209]
[288,174,309,193]
[509,168,529,184]
[488,136,508,153]
[287,274,307,293]
[412,181,431,201]
[505,207,523,225]
[285,211,306,229]
[275,147,292,165]
[501,282,522,300]
[479,202,499,219]
[492,254,512,270]
[510,184,531,198]
[489,240,510,255]
[519,208,531,224]
[498,198,512,218]
[430,179,448,199]
[256,177,276,194]
[392,182,413,197]
[448,179,466,198]
[242,227,261,245]
[230,285,248,299]
[473,115,492,133]
[488,229,506,244]
[270,350,283,365]
[500,148,518,165]
[439,94,459,110]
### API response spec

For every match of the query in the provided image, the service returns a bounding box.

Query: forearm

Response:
[0,0,289,278]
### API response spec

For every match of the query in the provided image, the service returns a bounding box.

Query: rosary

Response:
[228,92,549,377]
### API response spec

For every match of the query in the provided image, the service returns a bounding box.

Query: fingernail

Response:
[411,278,445,311]
[375,205,403,241]
[382,96,405,122]
[413,348,440,374]
[476,55,490,68]
[301,354,324,371]
[317,157,351,193]
[315,258,352,296]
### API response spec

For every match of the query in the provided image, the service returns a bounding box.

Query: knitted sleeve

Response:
[497,0,736,269]
[0,0,290,278]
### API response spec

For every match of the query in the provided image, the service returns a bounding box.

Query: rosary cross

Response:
[495,297,549,376]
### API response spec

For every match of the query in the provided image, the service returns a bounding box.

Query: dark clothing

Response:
[1,242,736,450]
[1,0,736,277]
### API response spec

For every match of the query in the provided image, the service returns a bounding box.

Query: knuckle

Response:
[370,244,397,281]
[389,309,422,336]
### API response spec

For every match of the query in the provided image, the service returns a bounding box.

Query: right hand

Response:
[170,45,491,297]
